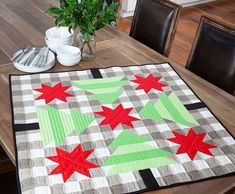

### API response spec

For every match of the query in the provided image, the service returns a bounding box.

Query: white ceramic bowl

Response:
[58,55,81,62]
[45,37,73,53]
[45,27,73,40]
[56,45,81,58]
[45,36,73,45]
[57,55,81,66]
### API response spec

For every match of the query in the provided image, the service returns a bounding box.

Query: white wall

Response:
[120,0,216,17]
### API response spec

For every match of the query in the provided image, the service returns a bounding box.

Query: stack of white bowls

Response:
[45,27,73,53]
[57,45,81,66]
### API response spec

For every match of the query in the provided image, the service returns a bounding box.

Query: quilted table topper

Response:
[10,63,235,194]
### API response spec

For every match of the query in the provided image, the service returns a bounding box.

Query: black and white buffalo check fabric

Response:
[10,63,235,194]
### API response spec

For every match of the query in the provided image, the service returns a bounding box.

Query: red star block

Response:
[34,82,74,104]
[131,74,167,93]
[95,104,140,130]
[47,145,99,182]
[167,128,217,160]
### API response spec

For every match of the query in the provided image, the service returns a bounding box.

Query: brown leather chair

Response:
[186,16,235,95]
[129,0,181,57]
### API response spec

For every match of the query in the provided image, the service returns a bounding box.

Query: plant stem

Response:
[85,40,94,55]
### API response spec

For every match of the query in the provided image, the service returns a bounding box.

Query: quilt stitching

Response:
[10,63,235,194]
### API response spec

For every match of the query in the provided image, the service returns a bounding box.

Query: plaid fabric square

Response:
[10,63,235,194]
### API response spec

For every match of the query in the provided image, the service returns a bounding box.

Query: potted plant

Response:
[47,0,119,61]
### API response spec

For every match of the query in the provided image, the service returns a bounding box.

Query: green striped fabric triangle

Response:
[72,76,127,103]
[70,109,95,134]
[77,80,127,90]
[89,91,122,104]
[104,131,176,175]
[139,92,199,126]
[109,130,151,148]
[104,148,172,166]
[36,108,54,146]
[111,142,155,155]
[168,92,199,125]
[139,101,163,122]
[73,76,124,86]
[36,106,94,147]
[107,157,175,175]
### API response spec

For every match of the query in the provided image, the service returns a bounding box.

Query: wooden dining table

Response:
[0,0,235,193]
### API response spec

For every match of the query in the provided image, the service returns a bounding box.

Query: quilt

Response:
[10,63,235,194]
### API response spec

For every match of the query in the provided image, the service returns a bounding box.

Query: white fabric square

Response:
[92,176,109,189]
[58,72,69,77]
[121,102,135,108]
[20,75,31,80]
[156,124,171,132]
[39,74,50,78]
[175,154,191,163]
[74,94,89,102]
[175,80,184,85]
[192,160,210,170]
[169,163,186,174]
[21,84,32,90]
[28,133,41,142]
[151,168,161,178]
[200,110,213,118]
[215,155,232,165]
[94,148,111,158]
[119,172,137,184]
[76,70,89,76]
[160,63,170,68]
[90,133,104,141]
[30,149,45,159]
[48,175,64,186]
[168,71,177,76]
[79,106,93,114]
[65,181,81,193]
[223,137,235,145]
[22,94,34,101]
[210,123,224,131]
[66,136,80,145]
[32,166,47,177]
[182,89,193,95]
[135,127,150,135]
[34,186,51,194]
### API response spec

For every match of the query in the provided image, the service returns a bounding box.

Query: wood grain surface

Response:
[118,0,235,66]
[0,0,234,193]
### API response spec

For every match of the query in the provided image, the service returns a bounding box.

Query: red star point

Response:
[47,144,99,182]
[131,74,167,93]
[95,104,140,130]
[167,128,217,160]
[34,82,74,104]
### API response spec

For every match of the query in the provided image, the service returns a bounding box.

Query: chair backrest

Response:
[129,0,181,56]
[186,16,235,94]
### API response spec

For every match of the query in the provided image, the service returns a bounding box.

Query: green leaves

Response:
[47,0,119,41]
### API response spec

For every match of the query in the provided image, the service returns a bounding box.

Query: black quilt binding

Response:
[9,62,235,194]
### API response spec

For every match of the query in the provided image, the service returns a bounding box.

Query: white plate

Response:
[13,49,55,73]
